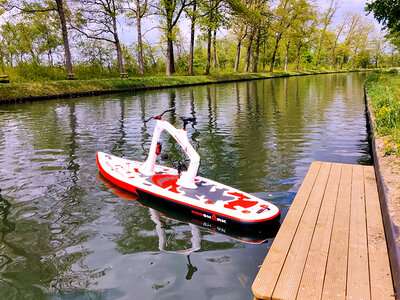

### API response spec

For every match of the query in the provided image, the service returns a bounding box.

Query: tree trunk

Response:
[115,40,124,74]
[166,35,175,75]
[284,41,290,72]
[340,55,345,70]
[206,28,211,75]
[0,48,5,73]
[252,27,261,73]
[212,28,217,71]
[315,34,324,69]
[244,28,255,73]
[270,34,280,73]
[48,48,53,66]
[112,16,124,74]
[136,0,144,75]
[234,39,242,72]
[330,45,337,70]
[234,25,247,73]
[188,2,196,75]
[263,39,267,71]
[55,0,73,74]
[296,44,301,71]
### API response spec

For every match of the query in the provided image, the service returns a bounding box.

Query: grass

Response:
[0,69,366,102]
[365,69,400,156]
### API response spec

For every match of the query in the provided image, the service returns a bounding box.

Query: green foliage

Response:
[0,5,63,67]
[3,62,123,82]
[365,0,400,34]
[5,62,66,81]
[366,70,400,156]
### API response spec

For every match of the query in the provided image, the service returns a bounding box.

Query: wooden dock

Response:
[252,161,395,300]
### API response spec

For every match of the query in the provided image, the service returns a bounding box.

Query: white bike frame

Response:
[139,118,200,189]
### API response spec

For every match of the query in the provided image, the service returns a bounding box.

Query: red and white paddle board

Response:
[97,152,280,228]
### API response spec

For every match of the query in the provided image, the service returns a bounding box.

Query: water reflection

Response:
[0,73,371,299]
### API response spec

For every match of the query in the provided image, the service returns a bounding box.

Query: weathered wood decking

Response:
[252,161,395,300]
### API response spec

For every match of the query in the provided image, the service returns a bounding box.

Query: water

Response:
[0,73,370,299]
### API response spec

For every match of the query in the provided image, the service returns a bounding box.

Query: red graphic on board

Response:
[224,192,258,210]
[152,174,180,193]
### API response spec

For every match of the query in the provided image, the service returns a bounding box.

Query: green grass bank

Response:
[365,69,400,156]
[0,69,366,103]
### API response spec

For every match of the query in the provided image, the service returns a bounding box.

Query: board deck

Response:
[252,162,395,300]
[97,152,280,228]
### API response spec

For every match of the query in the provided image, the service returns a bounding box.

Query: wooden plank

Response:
[252,161,322,299]
[364,166,395,300]
[253,162,395,300]
[321,164,353,300]
[296,163,342,300]
[347,165,370,300]
[271,162,332,300]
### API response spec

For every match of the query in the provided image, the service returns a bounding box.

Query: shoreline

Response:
[0,69,368,104]
[365,89,400,296]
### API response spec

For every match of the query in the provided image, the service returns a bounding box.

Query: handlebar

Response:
[143,107,196,130]
[180,116,196,130]
[144,107,176,123]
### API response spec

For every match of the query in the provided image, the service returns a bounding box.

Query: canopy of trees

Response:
[365,0,400,34]
[0,0,397,80]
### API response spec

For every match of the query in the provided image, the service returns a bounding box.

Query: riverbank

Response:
[365,70,400,293]
[0,69,367,103]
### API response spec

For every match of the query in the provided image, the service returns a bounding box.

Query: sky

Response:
[319,0,377,24]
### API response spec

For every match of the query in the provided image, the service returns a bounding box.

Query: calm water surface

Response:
[0,73,370,299]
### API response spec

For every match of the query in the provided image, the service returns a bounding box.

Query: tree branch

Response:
[70,24,116,43]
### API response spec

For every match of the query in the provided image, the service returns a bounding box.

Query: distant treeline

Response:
[0,0,398,81]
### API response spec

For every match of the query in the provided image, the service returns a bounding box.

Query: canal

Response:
[0,73,370,299]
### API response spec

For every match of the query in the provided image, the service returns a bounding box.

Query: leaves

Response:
[366,0,400,34]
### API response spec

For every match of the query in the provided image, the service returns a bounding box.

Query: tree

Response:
[73,0,125,74]
[232,21,247,72]
[337,13,365,69]
[314,0,339,68]
[269,0,313,72]
[186,0,198,75]
[1,22,38,64]
[291,10,316,70]
[198,0,225,74]
[240,0,269,73]
[54,0,73,74]
[7,0,74,75]
[349,18,374,68]
[78,39,115,68]
[329,17,346,70]
[0,11,62,67]
[125,0,149,75]
[226,0,252,72]
[156,0,190,75]
[387,31,400,50]
[365,0,400,34]
[370,31,387,68]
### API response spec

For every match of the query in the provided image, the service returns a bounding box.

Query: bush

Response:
[6,63,66,82]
